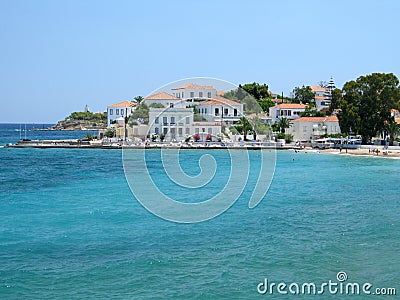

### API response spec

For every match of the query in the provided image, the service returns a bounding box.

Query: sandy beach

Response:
[322,147,400,159]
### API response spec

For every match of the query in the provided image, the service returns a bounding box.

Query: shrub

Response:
[284,134,293,143]
[276,132,285,139]
[105,127,116,138]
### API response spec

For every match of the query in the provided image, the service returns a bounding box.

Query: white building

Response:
[287,115,341,141]
[144,92,186,108]
[171,83,217,102]
[197,96,243,125]
[147,108,222,141]
[149,107,194,140]
[269,103,307,121]
[107,101,136,126]
[310,86,331,111]
[192,121,222,140]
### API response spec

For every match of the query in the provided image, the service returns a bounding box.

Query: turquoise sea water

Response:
[0,124,399,299]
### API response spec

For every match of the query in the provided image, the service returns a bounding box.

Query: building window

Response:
[224,108,228,116]
[185,128,190,135]
[163,128,168,135]
[208,128,212,134]
[121,110,124,115]
[195,128,199,134]
[215,108,219,116]
[178,128,183,136]
[303,126,307,132]
[182,92,184,98]
[186,117,190,124]
[163,117,168,125]
[207,92,211,98]
[155,127,159,134]
[234,109,237,116]
[190,92,194,98]
[155,117,159,124]
[170,117,175,124]
[116,109,119,115]
[202,128,205,133]
[199,92,203,98]
[204,108,207,114]
[170,103,174,108]
[109,109,113,115]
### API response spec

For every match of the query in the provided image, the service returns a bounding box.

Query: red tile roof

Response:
[273,103,307,109]
[292,115,339,122]
[109,101,136,107]
[172,83,214,90]
[310,85,327,92]
[145,92,179,100]
[197,96,241,106]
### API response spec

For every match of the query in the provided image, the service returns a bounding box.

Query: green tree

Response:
[241,82,270,100]
[292,85,315,104]
[149,103,165,108]
[238,117,252,141]
[224,82,273,113]
[105,127,116,138]
[339,73,400,143]
[385,120,400,146]
[328,88,343,114]
[301,106,325,117]
[134,96,144,104]
[130,102,149,124]
[257,98,275,112]
[276,117,292,133]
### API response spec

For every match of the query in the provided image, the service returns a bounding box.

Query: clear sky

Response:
[0,0,399,123]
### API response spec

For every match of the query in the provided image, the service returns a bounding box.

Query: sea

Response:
[0,123,399,299]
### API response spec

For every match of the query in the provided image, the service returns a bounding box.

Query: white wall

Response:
[171,88,216,101]
[288,120,340,141]
[145,98,186,109]
[269,106,305,121]
[198,103,243,123]
[107,106,134,126]
[148,108,194,141]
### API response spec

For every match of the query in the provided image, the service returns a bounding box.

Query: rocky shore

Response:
[51,119,106,130]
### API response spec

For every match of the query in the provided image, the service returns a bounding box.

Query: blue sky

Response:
[0,0,399,123]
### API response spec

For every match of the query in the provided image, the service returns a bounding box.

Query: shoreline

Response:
[4,139,400,159]
[318,147,400,159]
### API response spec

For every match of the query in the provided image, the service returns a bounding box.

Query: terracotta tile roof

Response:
[273,103,307,109]
[310,85,327,92]
[109,100,136,107]
[216,91,225,96]
[292,115,339,122]
[396,120,400,124]
[145,92,179,100]
[197,96,241,106]
[314,95,326,100]
[172,83,214,90]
